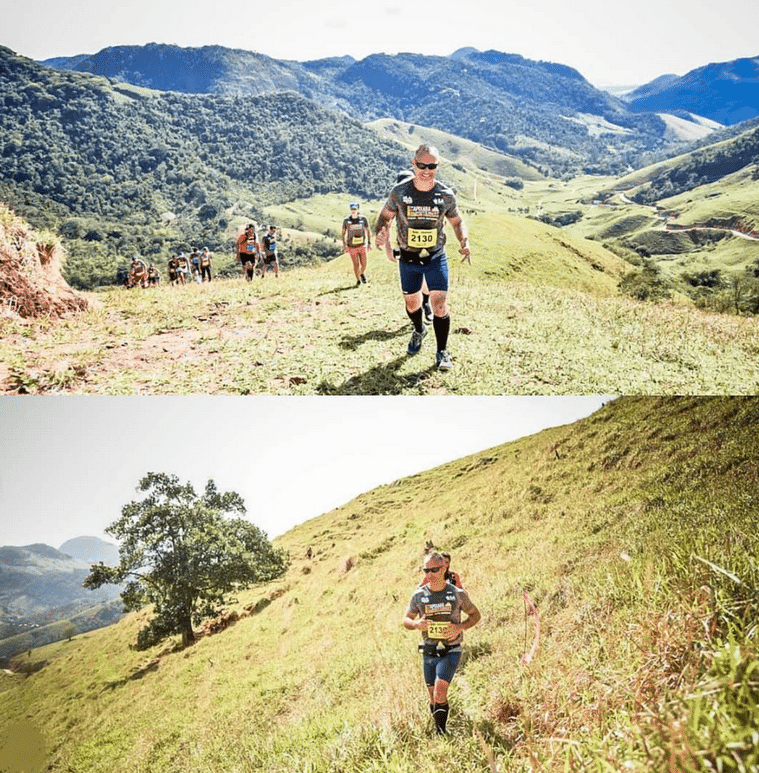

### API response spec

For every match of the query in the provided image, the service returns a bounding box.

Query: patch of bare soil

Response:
[0,204,89,319]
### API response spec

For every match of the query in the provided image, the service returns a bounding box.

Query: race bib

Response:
[427,620,448,640]
[350,235,365,246]
[408,228,437,249]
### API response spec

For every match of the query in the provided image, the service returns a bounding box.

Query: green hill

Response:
[565,123,759,308]
[2,396,757,773]
[608,122,759,208]
[368,118,544,183]
[505,123,759,309]
[0,46,408,289]
[3,195,759,395]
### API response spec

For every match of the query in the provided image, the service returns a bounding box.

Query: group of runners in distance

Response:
[125,144,471,370]
[127,247,215,288]
[235,223,281,280]
[167,247,215,285]
[126,256,162,288]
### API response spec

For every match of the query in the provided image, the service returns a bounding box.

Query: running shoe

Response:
[423,301,433,324]
[360,274,367,284]
[407,326,427,355]
[436,350,453,370]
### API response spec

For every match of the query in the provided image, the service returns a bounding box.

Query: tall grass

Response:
[2,398,758,772]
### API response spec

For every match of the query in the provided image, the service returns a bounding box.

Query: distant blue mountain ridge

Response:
[41,44,759,127]
[623,55,759,125]
[0,538,124,664]
[0,537,120,616]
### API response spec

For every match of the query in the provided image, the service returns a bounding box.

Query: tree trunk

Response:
[180,617,195,647]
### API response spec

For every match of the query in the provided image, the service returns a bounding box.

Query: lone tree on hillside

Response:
[84,472,289,650]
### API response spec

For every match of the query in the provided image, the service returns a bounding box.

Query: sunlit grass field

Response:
[3,211,759,395]
[2,397,758,773]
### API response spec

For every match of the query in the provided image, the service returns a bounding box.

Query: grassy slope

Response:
[2,202,759,395]
[2,397,758,772]
[368,118,545,182]
[575,134,759,285]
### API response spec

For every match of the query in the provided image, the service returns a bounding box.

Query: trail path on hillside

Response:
[616,192,759,240]
[2,261,758,395]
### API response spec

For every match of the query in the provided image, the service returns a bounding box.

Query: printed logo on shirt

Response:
[406,205,441,220]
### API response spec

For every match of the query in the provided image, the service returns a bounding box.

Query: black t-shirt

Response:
[383,179,460,253]
[343,215,369,247]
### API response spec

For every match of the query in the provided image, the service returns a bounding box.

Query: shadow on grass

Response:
[338,324,408,352]
[103,658,159,691]
[316,354,435,395]
[316,284,362,296]
[460,640,494,668]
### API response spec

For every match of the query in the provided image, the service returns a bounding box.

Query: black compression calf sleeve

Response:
[432,702,449,734]
[406,306,424,333]
[432,314,450,352]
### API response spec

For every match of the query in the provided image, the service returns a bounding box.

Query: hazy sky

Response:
[0,396,610,549]
[1,0,756,86]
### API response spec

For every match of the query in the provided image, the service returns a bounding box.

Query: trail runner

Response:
[236,224,260,281]
[199,247,213,282]
[375,145,471,370]
[342,202,372,286]
[403,551,481,734]
[261,225,280,278]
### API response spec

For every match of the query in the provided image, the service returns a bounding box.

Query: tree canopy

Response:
[84,472,289,649]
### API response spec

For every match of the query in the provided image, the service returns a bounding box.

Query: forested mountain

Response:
[625,55,759,125]
[45,43,669,177]
[0,46,407,287]
[44,43,349,102]
[0,541,124,663]
[0,542,120,616]
[609,121,759,205]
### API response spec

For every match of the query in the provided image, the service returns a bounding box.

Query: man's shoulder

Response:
[433,180,457,198]
[407,584,426,607]
[391,178,415,197]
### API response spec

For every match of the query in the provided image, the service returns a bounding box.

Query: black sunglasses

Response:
[423,566,443,573]
[415,162,438,170]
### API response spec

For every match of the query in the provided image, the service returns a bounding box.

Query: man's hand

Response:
[459,241,472,264]
[444,622,464,641]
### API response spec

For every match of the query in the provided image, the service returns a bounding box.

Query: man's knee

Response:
[430,292,448,316]
[404,292,423,312]
[433,678,450,703]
